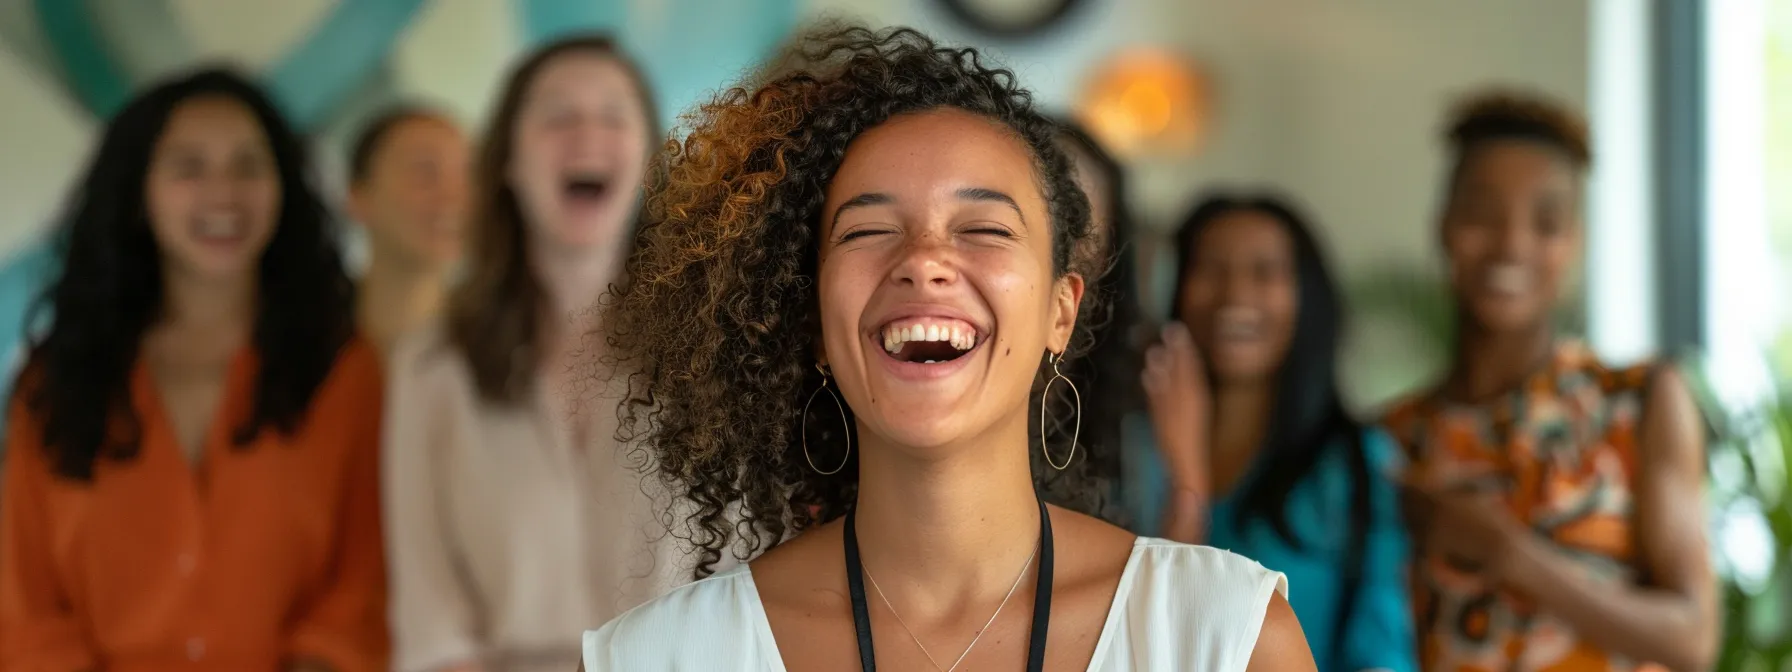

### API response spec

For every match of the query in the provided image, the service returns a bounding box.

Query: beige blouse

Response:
[381,325,701,672]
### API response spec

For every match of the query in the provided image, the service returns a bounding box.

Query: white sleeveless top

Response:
[583,537,1288,671]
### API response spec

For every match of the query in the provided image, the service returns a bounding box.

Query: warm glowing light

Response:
[1074,48,1210,158]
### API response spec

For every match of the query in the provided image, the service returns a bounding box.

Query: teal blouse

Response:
[1122,414,1417,672]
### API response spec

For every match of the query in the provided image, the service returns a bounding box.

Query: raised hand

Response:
[1141,322,1212,542]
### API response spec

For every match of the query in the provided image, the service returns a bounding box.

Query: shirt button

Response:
[177,554,196,575]
[186,637,205,661]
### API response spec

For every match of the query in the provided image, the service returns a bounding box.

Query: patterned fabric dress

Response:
[1382,341,1660,672]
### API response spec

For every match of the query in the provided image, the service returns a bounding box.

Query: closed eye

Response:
[838,228,891,243]
[964,226,1015,238]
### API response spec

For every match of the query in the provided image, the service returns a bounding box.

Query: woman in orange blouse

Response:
[1382,92,1716,672]
[0,69,386,671]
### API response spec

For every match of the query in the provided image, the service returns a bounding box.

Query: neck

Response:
[160,268,255,335]
[1448,320,1554,402]
[850,411,1042,615]
[530,240,623,357]
[1210,379,1273,487]
[357,249,448,354]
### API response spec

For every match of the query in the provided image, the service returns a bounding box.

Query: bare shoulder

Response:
[747,518,848,606]
[1046,505,1138,581]
[1246,592,1317,672]
[745,521,862,669]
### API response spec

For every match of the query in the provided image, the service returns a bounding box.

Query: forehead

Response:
[825,108,1042,210]
[162,96,262,143]
[524,52,640,108]
[1454,140,1578,196]
[382,116,462,151]
[1195,210,1292,256]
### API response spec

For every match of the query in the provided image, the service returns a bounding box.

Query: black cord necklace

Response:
[843,496,1054,671]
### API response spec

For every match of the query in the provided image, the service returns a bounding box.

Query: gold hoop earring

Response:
[802,363,852,475]
[1039,351,1081,471]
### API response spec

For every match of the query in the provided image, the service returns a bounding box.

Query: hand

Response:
[1406,481,1525,579]
[1141,322,1210,494]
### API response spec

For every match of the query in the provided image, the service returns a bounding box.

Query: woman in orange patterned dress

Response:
[1381,92,1716,672]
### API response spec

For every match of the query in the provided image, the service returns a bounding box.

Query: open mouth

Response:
[192,212,248,244]
[1213,306,1264,343]
[879,318,980,364]
[562,171,613,207]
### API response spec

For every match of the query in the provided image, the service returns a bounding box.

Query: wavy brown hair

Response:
[603,25,1109,576]
[449,34,657,403]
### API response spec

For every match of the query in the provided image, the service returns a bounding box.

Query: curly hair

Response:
[23,68,354,481]
[1444,89,1591,188]
[603,25,1108,575]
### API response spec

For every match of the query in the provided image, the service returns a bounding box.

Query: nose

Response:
[889,232,958,288]
[1493,216,1533,258]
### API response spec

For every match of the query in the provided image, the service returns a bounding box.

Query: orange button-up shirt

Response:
[0,340,389,672]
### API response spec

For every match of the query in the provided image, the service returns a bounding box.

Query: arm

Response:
[1340,431,1419,672]
[287,348,392,672]
[1141,323,1210,544]
[381,341,486,672]
[0,395,101,670]
[1246,593,1318,672]
[1496,368,1718,672]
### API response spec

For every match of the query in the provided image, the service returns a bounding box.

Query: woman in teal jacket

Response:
[1130,193,1417,672]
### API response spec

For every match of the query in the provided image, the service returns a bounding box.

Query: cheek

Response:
[816,257,874,355]
[143,176,187,239]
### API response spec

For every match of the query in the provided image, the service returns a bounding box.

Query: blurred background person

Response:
[344,105,469,357]
[1137,195,1417,672]
[380,35,688,672]
[1054,118,1147,523]
[0,68,385,672]
[1383,92,1717,672]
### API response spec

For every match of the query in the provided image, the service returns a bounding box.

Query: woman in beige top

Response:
[381,35,694,672]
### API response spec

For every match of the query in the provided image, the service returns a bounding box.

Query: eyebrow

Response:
[828,187,1027,228]
[830,192,894,228]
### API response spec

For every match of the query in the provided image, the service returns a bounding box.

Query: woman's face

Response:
[1442,140,1581,334]
[508,52,651,251]
[1175,210,1299,385]
[818,108,1084,454]
[350,115,469,268]
[144,95,281,283]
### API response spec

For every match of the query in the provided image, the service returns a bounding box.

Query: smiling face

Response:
[817,108,1083,454]
[1176,209,1299,385]
[349,115,469,268]
[1442,140,1581,334]
[144,95,281,284]
[507,51,651,250]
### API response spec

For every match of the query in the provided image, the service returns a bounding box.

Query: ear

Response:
[344,184,372,229]
[1048,272,1086,354]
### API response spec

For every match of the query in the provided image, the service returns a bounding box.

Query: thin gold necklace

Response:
[860,542,1040,672]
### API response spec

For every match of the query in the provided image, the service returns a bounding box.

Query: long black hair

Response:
[1053,118,1144,520]
[1168,193,1372,656]
[23,68,355,481]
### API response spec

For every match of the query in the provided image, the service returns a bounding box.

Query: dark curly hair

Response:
[1053,118,1144,523]
[22,68,354,482]
[604,25,1107,576]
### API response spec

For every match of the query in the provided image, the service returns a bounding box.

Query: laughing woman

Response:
[1383,92,1716,672]
[380,34,699,672]
[581,27,1314,671]
[0,69,384,671]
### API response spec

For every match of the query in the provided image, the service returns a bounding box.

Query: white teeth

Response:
[880,321,980,354]
[1485,264,1531,295]
[1215,306,1263,340]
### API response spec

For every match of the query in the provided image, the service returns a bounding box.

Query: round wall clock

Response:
[935,0,1086,39]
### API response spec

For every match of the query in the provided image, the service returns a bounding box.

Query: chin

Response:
[859,406,975,455]
[1466,299,1547,334]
